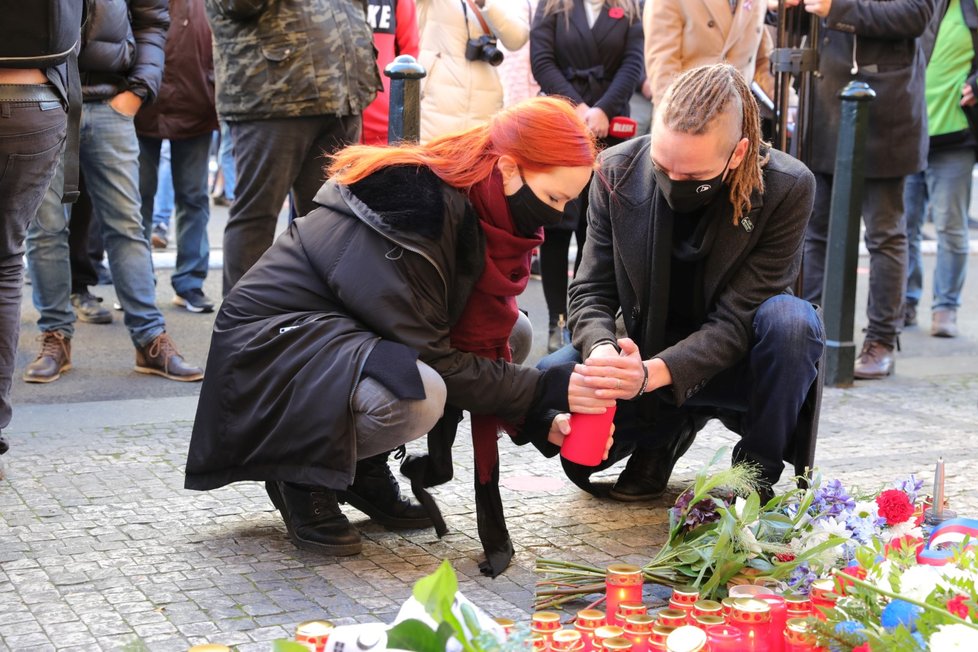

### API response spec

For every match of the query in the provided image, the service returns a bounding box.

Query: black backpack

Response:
[0,0,83,203]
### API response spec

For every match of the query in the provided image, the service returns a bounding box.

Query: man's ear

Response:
[728,137,750,171]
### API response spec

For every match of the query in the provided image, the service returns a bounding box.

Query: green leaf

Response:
[273,641,313,652]
[413,560,458,624]
[749,558,775,572]
[386,620,445,652]
[460,603,484,640]
[436,621,458,647]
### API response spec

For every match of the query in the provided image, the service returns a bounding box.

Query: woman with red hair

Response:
[185,98,607,571]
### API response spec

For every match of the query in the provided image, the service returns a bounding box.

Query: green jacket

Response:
[206,0,382,121]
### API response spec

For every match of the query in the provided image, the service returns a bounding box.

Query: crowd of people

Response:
[1,0,972,565]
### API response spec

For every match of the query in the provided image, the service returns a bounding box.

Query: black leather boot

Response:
[609,422,698,501]
[266,481,362,556]
[337,450,433,529]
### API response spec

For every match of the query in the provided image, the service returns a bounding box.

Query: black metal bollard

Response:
[384,54,426,144]
[822,81,876,386]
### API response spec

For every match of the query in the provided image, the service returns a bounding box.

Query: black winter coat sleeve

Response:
[128,0,169,102]
[530,4,587,104]
[825,0,933,39]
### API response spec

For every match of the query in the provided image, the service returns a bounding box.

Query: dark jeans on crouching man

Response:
[539,295,824,485]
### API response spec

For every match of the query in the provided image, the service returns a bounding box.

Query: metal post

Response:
[822,81,876,386]
[384,54,426,144]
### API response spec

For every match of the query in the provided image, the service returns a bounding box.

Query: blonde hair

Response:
[658,63,769,225]
[540,0,641,26]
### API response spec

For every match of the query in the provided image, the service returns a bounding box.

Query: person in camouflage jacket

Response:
[205,0,382,292]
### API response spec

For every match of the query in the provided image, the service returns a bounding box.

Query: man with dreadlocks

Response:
[540,63,825,499]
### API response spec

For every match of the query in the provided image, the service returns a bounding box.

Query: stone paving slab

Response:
[3,366,978,650]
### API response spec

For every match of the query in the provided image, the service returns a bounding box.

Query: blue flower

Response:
[831,621,867,651]
[847,513,881,545]
[881,599,923,632]
[786,563,817,594]
[812,479,856,520]
[895,475,925,504]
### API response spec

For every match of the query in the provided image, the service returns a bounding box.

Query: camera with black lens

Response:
[464,34,504,66]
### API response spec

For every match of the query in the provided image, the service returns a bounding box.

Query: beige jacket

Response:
[418,0,529,142]
[644,0,773,106]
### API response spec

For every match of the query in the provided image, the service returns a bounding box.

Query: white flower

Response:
[929,624,978,651]
[885,520,923,541]
[868,559,894,584]
[895,565,942,603]
[740,526,762,557]
[852,500,880,520]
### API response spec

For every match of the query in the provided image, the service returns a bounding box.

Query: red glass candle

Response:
[532,610,562,646]
[784,617,817,652]
[671,586,700,607]
[552,629,586,652]
[603,637,635,651]
[720,597,739,619]
[727,584,776,599]
[784,594,811,620]
[595,625,627,650]
[729,598,772,652]
[623,614,655,652]
[706,625,745,652]
[529,633,548,650]
[691,614,725,631]
[809,579,838,621]
[493,617,514,638]
[664,625,708,652]
[606,565,644,626]
[692,600,723,620]
[617,601,647,626]
[649,625,676,651]
[295,620,334,652]
[576,609,606,652]
[656,609,688,628]
[759,595,787,652]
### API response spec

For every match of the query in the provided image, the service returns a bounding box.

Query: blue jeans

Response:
[219,121,235,200]
[151,139,174,228]
[904,148,973,311]
[538,295,824,482]
[138,132,211,294]
[26,101,164,347]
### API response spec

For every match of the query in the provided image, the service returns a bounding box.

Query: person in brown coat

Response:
[136,0,219,313]
[644,0,774,108]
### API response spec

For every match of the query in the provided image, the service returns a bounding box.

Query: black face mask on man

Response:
[653,147,736,214]
[505,169,566,235]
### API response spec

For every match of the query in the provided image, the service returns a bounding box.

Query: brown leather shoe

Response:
[931,309,958,338]
[23,331,72,383]
[134,333,203,382]
[853,340,894,379]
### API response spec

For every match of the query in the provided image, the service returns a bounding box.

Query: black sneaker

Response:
[70,291,113,324]
[172,288,215,313]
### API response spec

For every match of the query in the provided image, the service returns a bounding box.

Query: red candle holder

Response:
[758,595,787,652]
[720,597,739,618]
[606,564,644,626]
[670,586,700,607]
[809,579,838,621]
[784,617,818,652]
[656,609,688,629]
[532,610,562,646]
[623,614,655,652]
[649,625,676,651]
[595,624,626,649]
[729,598,772,652]
[529,633,548,650]
[784,593,811,619]
[603,637,635,651]
[706,624,745,652]
[692,600,723,620]
[691,614,725,630]
[617,602,647,625]
[295,620,334,652]
[552,629,586,652]
[576,609,606,652]
[664,625,708,652]
[493,617,514,638]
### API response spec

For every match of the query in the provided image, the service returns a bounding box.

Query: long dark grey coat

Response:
[808,0,935,178]
[568,137,816,406]
[185,167,569,492]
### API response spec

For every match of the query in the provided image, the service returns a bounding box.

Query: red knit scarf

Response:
[452,170,544,483]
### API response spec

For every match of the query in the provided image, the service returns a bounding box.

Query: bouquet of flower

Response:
[535,450,932,610]
[810,534,978,651]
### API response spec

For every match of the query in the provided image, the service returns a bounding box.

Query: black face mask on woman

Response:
[506,170,566,235]
[653,147,736,214]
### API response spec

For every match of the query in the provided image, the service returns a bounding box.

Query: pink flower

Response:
[947,594,972,620]
[608,7,624,19]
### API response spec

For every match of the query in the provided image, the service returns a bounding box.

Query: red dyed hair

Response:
[327,96,598,188]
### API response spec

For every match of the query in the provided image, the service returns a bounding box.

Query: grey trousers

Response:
[802,173,907,346]
[351,311,534,458]
[0,88,66,430]
[224,114,361,295]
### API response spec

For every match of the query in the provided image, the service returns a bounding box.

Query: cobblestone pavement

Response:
[2,362,977,651]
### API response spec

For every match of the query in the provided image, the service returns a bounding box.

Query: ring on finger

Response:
[616,379,621,390]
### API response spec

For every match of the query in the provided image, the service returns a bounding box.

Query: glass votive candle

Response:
[727,584,776,599]
[295,619,334,652]
[784,593,811,619]
[671,585,700,607]
[720,597,739,618]
[576,609,606,652]
[617,601,647,625]
[691,614,725,631]
[729,598,772,652]
[692,599,723,621]
[784,617,818,652]
[493,617,514,638]
[656,609,688,629]
[532,611,562,645]
[758,595,787,652]
[809,579,838,621]
[603,636,635,651]
[649,625,676,651]
[623,614,655,652]
[606,565,644,626]
[552,629,586,652]
[594,624,626,650]
[529,633,548,650]
[706,624,745,652]
[664,625,708,652]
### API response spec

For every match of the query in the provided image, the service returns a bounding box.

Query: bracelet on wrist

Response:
[633,361,649,399]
